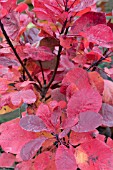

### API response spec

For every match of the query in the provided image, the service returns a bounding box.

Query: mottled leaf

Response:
[61,67,90,94]
[20,137,46,161]
[55,145,77,170]
[67,87,102,117]
[20,115,48,132]
[85,24,113,48]
[0,118,37,154]
[71,12,106,34]
[72,111,103,132]
[99,103,113,127]
[0,153,16,168]
[75,139,113,170]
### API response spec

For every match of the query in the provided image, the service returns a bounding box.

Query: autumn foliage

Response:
[1,0,113,169]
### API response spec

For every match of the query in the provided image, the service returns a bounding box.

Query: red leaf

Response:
[20,137,46,161]
[61,67,90,94]
[84,24,113,48]
[36,103,54,131]
[23,45,55,61]
[99,103,113,127]
[88,71,104,95]
[103,80,113,105]
[72,111,103,132]
[1,11,20,40]
[67,87,102,117]
[0,118,37,154]
[0,78,8,94]
[73,0,98,12]
[61,116,78,129]
[15,160,33,170]
[51,106,62,129]
[71,12,106,34]
[1,0,17,12]
[10,89,36,106]
[55,145,77,170]
[33,151,55,170]
[75,139,113,170]
[0,153,16,168]
[70,131,98,146]
[20,115,48,132]
[15,3,28,13]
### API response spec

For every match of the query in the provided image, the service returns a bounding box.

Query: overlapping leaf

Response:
[103,80,113,105]
[61,67,90,94]
[72,111,103,132]
[75,139,113,170]
[20,115,48,132]
[71,12,106,34]
[0,118,37,154]
[84,24,113,48]
[20,137,46,161]
[67,87,102,117]
[0,153,16,168]
[99,103,113,127]
[55,145,77,170]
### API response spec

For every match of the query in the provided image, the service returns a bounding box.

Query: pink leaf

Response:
[99,103,113,127]
[72,111,103,132]
[67,87,102,117]
[84,24,113,48]
[55,145,77,170]
[61,116,78,129]
[0,153,16,168]
[71,12,106,34]
[1,11,20,40]
[103,80,113,105]
[15,160,33,170]
[20,115,48,132]
[20,137,46,161]
[23,46,55,61]
[10,89,36,106]
[61,67,90,94]
[0,118,37,154]
[73,0,98,12]
[75,139,113,170]
[33,151,55,170]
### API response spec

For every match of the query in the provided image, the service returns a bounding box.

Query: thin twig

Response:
[46,45,62,89]
[34,76,42,89]
[69,0,77,10]
[86,51,113,71]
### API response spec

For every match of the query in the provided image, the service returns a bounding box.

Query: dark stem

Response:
[87,51,113,71]
[40,18,69,98]
[0,19,40,91]
[34,76,42,89]
[69,0,77,10]
[46,45,62,89]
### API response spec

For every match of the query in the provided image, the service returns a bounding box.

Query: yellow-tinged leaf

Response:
[75,147,88,164]
[0,106,13,115]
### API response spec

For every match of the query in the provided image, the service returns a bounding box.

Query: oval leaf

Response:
[20,137,46,161]
[20,115,48,132]
[72,111,103,132]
